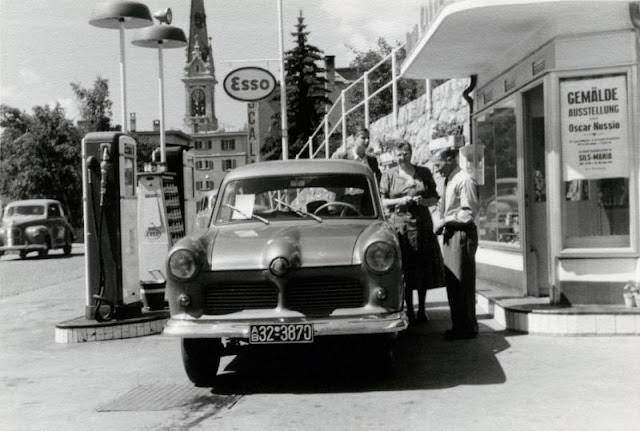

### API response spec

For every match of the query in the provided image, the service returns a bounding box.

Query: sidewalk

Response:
[476,280,640,335]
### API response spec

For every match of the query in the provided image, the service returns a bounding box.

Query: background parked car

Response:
[0,199,74,258]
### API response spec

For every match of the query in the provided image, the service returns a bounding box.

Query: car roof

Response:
[6,199,60,207]
[223,160,373,182]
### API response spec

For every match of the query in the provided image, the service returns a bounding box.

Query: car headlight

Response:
[168,249,199,281]
[365,241,396,273]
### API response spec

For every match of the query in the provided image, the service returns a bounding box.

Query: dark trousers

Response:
[442,226,478,334]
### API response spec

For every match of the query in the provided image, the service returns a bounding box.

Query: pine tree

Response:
[261,12,331,160]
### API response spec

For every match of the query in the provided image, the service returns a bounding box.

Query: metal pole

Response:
[364,71,369,129]
[119,22,128,133]
[308,137,313,158]
[324,116,329,159]
[158,44,166,164]
[341,90,346,149]
[425,79,432,117]
[392,48,398,129]
[277,0,288,160]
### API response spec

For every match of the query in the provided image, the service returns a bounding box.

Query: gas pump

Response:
[82,132,140,321]
[165,146,196,234]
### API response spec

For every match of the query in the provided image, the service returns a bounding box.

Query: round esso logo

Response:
[223,67,277,102]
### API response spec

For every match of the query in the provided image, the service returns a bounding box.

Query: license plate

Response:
[249,323,314,344]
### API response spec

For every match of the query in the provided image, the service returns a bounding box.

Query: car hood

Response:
[208,221,373,270]
[1,216,45,228]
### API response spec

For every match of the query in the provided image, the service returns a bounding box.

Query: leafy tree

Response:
[71,76,114,133]
[345,38,423,135]
[0,104,83,226]
[261,12,331,160]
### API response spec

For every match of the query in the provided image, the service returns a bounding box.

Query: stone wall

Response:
[369,78,471,165]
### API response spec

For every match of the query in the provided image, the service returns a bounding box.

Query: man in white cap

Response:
[432,147,479,340]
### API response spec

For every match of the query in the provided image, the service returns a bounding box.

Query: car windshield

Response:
[5,205,45,217]
[215,173,377,224]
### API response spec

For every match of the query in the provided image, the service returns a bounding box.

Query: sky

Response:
[0,0,425,132]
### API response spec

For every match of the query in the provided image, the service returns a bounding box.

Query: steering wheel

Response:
[312,201,361,216]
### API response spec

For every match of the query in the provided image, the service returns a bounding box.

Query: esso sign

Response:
[223,67,276,102]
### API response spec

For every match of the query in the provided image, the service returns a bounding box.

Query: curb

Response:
[477,293,640,336]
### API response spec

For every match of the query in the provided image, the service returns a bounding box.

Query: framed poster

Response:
[560,75,629,181]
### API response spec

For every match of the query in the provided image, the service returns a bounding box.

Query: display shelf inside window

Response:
[162,177,185,246]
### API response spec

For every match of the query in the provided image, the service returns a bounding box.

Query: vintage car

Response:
[0,199,74,258]
[164,160,407,386]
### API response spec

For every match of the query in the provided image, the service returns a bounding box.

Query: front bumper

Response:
[163,311,408,338]
[0,244,47,253]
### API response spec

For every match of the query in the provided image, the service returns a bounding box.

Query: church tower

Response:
[183,0,218,132]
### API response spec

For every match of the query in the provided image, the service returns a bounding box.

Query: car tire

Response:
[38,241,49,258]
[19,250,28,259]
[63,239,72,256]
[181,338,222,387]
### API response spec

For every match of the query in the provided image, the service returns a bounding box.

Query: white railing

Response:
[295,45,404,159]
[294,1,452,160]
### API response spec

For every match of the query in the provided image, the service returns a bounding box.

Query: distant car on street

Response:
[163,160,407,387]
[0,199,74,258]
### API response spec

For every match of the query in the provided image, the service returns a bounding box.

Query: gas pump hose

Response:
[89,172,115,322]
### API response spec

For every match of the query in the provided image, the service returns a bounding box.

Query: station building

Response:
[400,0,639,305]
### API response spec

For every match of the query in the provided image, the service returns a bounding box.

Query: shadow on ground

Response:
[210,309,510,394]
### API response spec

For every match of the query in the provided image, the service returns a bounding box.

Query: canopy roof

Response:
[401,0,635,79]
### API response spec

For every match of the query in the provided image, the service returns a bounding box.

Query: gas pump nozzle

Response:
[99,145,112,207]
[86,156,100,184]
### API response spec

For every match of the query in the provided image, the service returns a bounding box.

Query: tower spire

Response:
[183,0,218,132]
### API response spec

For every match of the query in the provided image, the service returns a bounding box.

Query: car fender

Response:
[24,224,49,244]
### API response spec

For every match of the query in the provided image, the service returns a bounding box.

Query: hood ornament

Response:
[269,257,290,277]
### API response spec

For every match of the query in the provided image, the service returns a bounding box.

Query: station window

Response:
[560,74,631,249]
[222,159,237,171]
[221,139,236,151]
[196,180,214,191]
[473,98,520,247]
[196,160,214,170]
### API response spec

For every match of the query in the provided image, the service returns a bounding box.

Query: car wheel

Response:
[38,241,49,258]
[181,338,222,387]
[19,250,28,259]
[63,232,73,255]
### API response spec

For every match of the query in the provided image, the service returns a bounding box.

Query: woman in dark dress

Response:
[379,141,444,323]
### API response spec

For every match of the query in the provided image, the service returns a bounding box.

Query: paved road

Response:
[2,246,640,431]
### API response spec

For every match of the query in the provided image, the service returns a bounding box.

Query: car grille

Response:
[203,277,365,316]
[204,282,278,315]
[286,278,365,315]
[7,228,24,246]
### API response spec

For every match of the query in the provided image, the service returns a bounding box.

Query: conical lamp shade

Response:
[132,25,187,49]
[89,1,153,29]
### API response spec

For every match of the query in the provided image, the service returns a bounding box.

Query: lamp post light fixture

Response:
[132,8,187,165]
[89,1,153,133]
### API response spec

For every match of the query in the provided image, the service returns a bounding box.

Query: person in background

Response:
[379,141,443,324]
[331,127,381,183]
[432,147,479,340]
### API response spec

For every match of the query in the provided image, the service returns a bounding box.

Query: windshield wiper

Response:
[223,203,269,225]
[274,198,322,222]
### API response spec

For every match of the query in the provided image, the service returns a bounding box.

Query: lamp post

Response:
[89,1,153,133]
[277,0,288,160]
[132,8,187,165]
